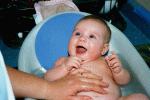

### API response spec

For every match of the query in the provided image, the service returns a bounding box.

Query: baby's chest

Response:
[81,61,112,77]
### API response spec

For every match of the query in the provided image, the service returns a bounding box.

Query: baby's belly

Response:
[77,76,121,100]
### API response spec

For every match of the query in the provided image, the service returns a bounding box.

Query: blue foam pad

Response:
[35,13,84,70]
[133,7,150,24]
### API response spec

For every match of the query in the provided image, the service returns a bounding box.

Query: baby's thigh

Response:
[118,93,149,100]
[96,93,119,100]
[78,92,119,100]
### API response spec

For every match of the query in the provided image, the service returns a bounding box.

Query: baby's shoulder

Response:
[97,57,109,66]
[59,56,69,61]
[54,56,68,67]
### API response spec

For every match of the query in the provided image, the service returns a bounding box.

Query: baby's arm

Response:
[105,51,131,85]
[44,56,82,81]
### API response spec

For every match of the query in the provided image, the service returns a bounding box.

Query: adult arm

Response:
[6,65,108,100]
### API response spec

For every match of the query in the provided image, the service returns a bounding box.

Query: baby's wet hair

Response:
[77,15,111,43]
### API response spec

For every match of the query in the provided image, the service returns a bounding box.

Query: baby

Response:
[44,15,149,100]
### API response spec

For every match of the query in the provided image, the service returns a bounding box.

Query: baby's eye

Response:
[89,35,95,39]
[75,33,81,36]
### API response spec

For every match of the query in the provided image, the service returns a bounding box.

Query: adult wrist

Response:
[43,80,53,100]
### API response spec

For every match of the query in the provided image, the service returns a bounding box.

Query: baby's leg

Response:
[118,93,149,100]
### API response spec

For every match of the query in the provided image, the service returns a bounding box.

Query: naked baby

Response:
[44,15,149,100]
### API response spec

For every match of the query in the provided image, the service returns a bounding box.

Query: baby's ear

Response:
[101,44,109,55]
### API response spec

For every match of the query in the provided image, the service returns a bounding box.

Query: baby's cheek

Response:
[88,53,101,61]
[68,47,75,56]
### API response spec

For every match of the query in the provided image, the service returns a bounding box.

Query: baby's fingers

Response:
[109,59,118,67]
[109,51,117,55]
[73,60,81,68]
[109,55,119,61]
[74,56,83,64]
[105,56,111,66]
[105,56,110,63]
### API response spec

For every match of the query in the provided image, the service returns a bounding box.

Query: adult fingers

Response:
[47,74,107,100]
[75,81,108,94]
[79,76,109,88]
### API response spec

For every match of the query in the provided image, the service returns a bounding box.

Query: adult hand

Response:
[45,73,109,100]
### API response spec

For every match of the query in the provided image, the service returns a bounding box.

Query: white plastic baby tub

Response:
[18,12,150,98]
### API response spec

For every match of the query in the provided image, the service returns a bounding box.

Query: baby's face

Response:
[68,19,109,62]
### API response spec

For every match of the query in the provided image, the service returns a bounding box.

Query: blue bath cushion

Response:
[35,13,85,70]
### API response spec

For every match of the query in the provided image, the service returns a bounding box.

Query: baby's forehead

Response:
[82,18,110,33]
[77,19,107,28]
[76,18,105,26]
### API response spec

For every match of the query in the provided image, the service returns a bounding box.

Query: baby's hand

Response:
[105,51,123,74]
[63,56,82,71]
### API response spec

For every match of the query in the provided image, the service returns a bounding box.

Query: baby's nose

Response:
[79,35,87,42]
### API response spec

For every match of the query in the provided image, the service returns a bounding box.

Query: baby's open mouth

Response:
[76,46,87,54]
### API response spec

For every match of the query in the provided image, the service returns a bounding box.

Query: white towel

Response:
[34,0,79,24]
